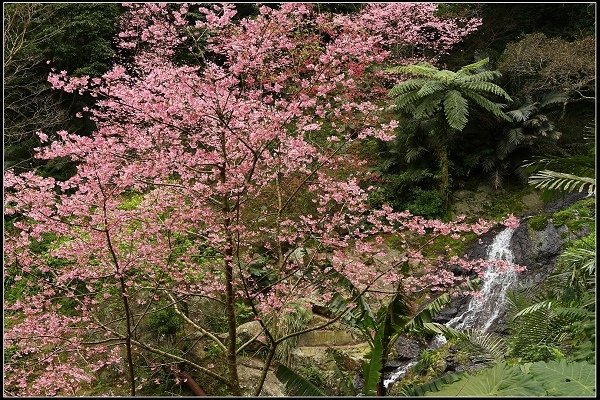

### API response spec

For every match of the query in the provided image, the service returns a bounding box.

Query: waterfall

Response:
[383,361,417,389]
[380,227,518,391]
[447,227,517,332]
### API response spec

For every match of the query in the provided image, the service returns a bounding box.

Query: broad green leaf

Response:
[530,360,596,396]
[275,364,326,396]
[425,362,545,396]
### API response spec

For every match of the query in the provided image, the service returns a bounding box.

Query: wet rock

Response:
[543,192,587,213]
[394,336,422,360]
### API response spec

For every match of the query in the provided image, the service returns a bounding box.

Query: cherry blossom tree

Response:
[3,3,515,397]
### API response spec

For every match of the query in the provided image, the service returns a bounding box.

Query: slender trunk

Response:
[376,313,394,396]
[224,218,242,396]
[101,189,136,396]
[438,144,449,210]
[254,345,277,396]
[218,123,242,396]
[119,277,136,396]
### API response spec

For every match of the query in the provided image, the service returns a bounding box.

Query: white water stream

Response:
[383,361,417,389]
[447,227,517,332]
[384,227,518,389]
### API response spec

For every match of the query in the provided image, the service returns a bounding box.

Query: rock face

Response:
[236,321,266,351]
[393,336,423,360]
[237,356,286,396]
[436,193,592,333]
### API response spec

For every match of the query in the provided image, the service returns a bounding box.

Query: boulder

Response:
[236,321,266,351]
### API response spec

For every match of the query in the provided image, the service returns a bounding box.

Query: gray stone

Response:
[236,321,266,351]
[394,336,423,360]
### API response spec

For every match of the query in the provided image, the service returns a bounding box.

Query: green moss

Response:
[117,191,145,211]
[550,197,595,232]
[528,214,549,231]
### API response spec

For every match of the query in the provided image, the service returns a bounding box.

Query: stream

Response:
[383,227,518,389]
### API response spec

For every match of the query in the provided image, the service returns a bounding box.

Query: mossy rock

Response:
[528,214,550,231]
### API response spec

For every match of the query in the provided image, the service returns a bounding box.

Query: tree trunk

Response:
[224,223,242,396]
[438,145,450,210]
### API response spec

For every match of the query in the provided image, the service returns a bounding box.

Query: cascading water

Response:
[447,227,518,332]
[380,227,519,391]
[383,361,417,389]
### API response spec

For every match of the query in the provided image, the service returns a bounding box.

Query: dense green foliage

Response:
[4,3,122,175]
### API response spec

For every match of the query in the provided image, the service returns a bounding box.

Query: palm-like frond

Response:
[507,103,539,122]
[388,79,429,98]
[461,81,513,102]
[275,364,326,396]
[443,90,469,131]
[559,246,596,278]
[528,170,596,196]
[538,91,570,108]
[462,90,511,121]
[498,128,525,158]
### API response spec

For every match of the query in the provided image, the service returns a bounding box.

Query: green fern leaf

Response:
[461,70,502,82]
[455,57,491,77]
[388,79,429,98]
[385,63,439,77]
[462,81,512,101]
[443,90,469,131]
[463,90,511,121]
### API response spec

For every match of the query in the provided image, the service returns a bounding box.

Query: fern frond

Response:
[461,81,512,101]
[463,90,511,121]
[512,300,553,319]
[388,79,429,98]
[455,57,491,76]
[463,329,507,362]
[416,81,447,97]
[443,90,469,131]
[461,70,502,82]
[391,90,425,111]
[528,170,596,196]
[413,92,445,119]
